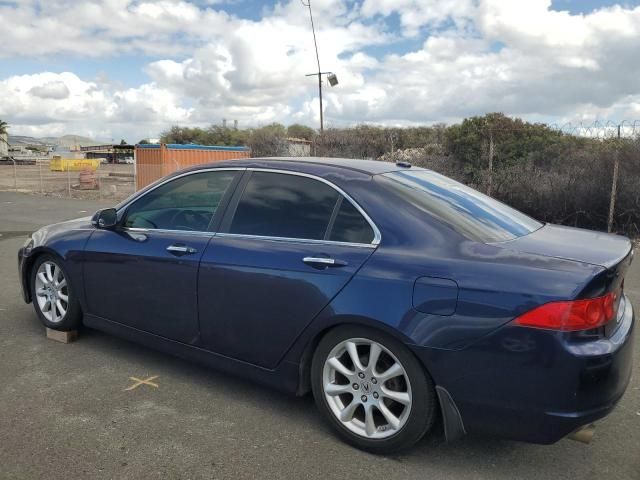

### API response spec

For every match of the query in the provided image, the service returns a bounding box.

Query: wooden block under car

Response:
[46,328,78,344]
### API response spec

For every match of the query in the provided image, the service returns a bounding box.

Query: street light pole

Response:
[318,71,323,133]
[305,70,339,131]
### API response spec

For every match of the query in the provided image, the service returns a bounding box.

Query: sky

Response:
[0,0,639,142]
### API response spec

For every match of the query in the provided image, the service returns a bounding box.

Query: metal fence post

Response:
[67,165,71,197]
[12,158,17,191]
[487,130,494,197]
[607,125,621,233]
[39,159,43,193]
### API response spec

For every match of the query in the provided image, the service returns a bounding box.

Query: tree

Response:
[445,112,563,185]
[202,125,249,146]
[247,123,288,157]
[120,139,127,145]
[160,125,249,146]
[0,119,8,144]
[287,124,316,141]
[138,139,151,144]
[160,126,206,144]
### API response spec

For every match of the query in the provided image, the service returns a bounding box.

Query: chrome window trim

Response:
[240,168,381,246]
[215,232,377,249]
[123,227,216,238]
[116,167,247,214]
[116,166,382,246]
[119,228,376,248]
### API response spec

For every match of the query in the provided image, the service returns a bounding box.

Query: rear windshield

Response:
[378,170,542,242]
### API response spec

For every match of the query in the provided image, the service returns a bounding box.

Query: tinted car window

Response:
[230,172,339,240]
[378,170,542,242]
[329,199,375,244]
[124,171,237,231]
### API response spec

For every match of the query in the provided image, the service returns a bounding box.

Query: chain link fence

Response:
[0,159,136,203]
[310,119,640,237]
[2,117,639,237]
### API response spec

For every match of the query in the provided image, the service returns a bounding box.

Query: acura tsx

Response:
[18,157,634,453]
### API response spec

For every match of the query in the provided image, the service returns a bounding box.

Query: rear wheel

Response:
[311,325,437,453]
[30,255,81,331]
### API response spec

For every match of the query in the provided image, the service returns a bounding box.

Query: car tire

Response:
[30,254,82,331]
[311,325,437,453]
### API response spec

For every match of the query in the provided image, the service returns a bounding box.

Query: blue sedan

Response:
[18,158,634,453]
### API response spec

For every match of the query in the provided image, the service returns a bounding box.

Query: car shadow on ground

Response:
[74,323,524,457]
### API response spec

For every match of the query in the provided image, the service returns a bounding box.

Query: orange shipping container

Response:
[135,143,251,190]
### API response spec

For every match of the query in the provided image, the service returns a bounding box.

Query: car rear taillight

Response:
[514,289,621,331]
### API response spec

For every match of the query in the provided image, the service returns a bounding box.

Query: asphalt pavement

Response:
[0,191,638,479]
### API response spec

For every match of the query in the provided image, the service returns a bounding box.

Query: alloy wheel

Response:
[34,261,69,324]
[322,337,412,439]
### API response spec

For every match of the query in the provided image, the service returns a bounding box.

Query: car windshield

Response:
[378,170,542,242]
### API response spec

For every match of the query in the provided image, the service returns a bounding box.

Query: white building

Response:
[285,137,312,157]
[0,133,8,158]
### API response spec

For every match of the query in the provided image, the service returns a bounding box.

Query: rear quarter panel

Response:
[287,241,604,357]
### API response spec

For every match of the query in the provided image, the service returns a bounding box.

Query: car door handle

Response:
[166,244,198,255]
[303,257,348,268]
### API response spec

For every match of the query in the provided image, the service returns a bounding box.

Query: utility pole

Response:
[607,124,621,233]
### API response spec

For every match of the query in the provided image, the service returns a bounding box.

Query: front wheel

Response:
[30,255,81,331]
[311,325,437,453]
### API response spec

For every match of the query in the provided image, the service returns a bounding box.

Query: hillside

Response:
[9,134,100,148]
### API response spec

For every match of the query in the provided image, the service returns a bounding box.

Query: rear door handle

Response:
[166,244,198,255]
[303,256,348,268]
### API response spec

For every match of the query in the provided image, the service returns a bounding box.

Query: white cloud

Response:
[28,81,71,100]
[1,72,109,125]
[330,0,640,123]
[0,0,230,57]
[1,0,640,141]
[361,0,477,36]
[0,72,191,141]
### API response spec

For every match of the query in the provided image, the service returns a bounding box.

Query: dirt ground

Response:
[0,162,136,202]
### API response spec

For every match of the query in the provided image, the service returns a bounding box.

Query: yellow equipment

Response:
[50,156,101,172]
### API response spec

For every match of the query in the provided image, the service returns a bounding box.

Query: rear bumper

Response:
[413,295,635,444]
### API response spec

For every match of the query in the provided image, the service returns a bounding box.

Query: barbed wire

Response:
[548,121,640,139]
[321,119,640,139]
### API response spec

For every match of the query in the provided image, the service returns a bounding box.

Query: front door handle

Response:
[303,256,348,268]
[166,244,198,256]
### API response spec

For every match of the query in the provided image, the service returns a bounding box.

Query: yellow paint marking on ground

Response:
[124,375,160,391]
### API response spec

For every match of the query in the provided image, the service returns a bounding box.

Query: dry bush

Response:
[310,122,640,236]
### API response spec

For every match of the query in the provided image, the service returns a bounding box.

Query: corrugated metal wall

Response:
[135,144,250,189]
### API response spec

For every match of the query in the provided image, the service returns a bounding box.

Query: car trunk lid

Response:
[494,223,632,270]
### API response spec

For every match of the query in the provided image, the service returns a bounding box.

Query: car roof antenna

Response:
[395,161,412,168]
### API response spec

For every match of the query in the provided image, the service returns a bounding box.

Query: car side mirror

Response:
[92,208,118,229]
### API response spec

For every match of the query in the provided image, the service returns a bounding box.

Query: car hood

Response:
[494,223,632,269]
